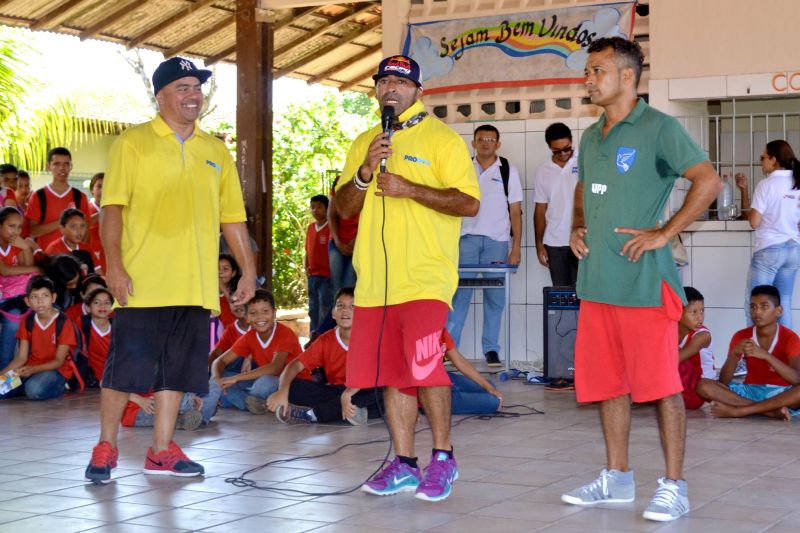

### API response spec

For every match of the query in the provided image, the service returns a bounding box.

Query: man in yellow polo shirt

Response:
[84,57,256,483]
[336,55,480,502]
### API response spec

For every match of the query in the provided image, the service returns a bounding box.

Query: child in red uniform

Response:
[44,209,101,275]
[25,147,92,250]
[305,194,333,336]
[82,287,113,383]
[65,275,107,326]
[121,392,203,431]
[208,298,250,369]
[201,289,302,422]
[87,172,106,272]
[0,207,41,369]
[266,287,382,424]
[0,276,77,400]
[697,285,800,419]
[677,287,713,409]
[217,254,240,328]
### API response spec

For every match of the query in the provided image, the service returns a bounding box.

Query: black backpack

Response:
[36,187,83,223]
[24,311,94,390]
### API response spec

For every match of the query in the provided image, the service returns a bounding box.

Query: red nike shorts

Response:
[574,281,684,403]
[346,299,452,394]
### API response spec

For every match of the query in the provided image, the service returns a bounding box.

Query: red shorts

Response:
[574,281,683,403]
[346,300,451,394]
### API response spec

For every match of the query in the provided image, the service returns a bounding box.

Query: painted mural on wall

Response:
[402,1,635,94]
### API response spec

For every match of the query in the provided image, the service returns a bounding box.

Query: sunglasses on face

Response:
[551,146,573,156]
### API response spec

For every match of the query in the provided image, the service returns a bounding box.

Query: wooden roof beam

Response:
[79,0,152,41]
[306,43,380,85]
[205,44,236,66]
[273,6,317,30]
[30,0,94,31]
[273,3,376,59]
[274,18,380,79]
[126,0,218,49]
[164,15,234,58]
[337,66,374,92]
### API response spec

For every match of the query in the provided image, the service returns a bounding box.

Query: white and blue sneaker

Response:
[643,477,689,522]
[561,469,635,505]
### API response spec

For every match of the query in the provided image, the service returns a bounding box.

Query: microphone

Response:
[380,106,394,173]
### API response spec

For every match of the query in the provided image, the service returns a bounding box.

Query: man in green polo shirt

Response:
[560,37,722,522]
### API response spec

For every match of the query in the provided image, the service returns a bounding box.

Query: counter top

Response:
[685,220,753,232]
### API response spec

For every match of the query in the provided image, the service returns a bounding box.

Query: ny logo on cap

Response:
[179,59,193,71]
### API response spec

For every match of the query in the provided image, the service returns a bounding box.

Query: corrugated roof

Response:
[0,0,383,92]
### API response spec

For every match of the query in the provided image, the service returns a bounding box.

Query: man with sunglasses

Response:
[533,122,579,286]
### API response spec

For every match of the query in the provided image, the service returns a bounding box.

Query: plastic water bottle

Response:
[717,174,733,221]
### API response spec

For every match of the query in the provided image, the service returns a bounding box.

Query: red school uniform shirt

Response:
[298,327,349,385]
[85,319,111,382]
[25,185,92,250]
[729,325,800,386]
[305,222,331,277]
[231,322,302,369]
[0,243,23,266]
[215,320,249,354]
[87,201,106,271]
[45,237,100,270]
[121,392,153,427]
[329,186,359,245]
[16,312,77,380]
[218,295,235,327]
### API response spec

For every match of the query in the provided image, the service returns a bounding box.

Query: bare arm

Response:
[534,202,548,267]
[232,352,288,382]
[23,343,69,376]
[618,161,723,262]
[220,222,257,305]
[0,339,28,374]
[266,359,305,413]
[375,171,479,217]
[678,331,711,363]
[101,205,133,306]
[569,182,588,259]
[28,219,61,239]
[508,202,522,265]
[447,347,502,402]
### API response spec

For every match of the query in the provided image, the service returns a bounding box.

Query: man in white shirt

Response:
[446,125,523,367]
[533,122,580,286]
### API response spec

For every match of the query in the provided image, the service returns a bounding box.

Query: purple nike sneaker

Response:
[361,457,421,496]
[415,451,458,501]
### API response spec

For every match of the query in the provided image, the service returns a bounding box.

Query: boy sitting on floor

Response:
[696,285,800,420]
[0,275,77,400]
[201,289,301,422]
[678,287,714,410]
[265,287,383,425]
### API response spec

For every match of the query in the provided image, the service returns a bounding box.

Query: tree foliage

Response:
[272,91,375,307]
[0,28,114,171]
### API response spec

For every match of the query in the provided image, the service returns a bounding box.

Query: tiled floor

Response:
[1,376,800,532]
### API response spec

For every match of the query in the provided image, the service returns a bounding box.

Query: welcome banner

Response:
[402,1,636,94]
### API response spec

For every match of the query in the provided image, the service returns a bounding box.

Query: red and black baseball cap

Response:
[372,55,422,87]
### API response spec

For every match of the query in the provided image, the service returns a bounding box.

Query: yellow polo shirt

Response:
[102,114,246,312]
[338,101,480,307]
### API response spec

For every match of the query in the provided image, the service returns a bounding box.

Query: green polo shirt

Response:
[577,98,707,307]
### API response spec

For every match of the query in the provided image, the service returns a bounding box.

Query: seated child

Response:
[44,208,100,275]
[121,392,203,431]
[677,287,713,410]
[0,275,77,400]
[265,287,382,425]
[208,297,250,371]
[82,287,113,384]
[217,254,241,328]
[697,285,800,420]
[65,274,106,325]
[441,329,503,414]
[0,206,41,369]
[201,289,301,422]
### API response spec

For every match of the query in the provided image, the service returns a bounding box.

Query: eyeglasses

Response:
[551,146,574,156]
[476,137,498,143]
[760,155,771,161]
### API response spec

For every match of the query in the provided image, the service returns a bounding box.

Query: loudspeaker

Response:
[543,286,579,380]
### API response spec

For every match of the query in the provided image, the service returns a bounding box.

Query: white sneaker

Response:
[561,469,635,505]
[643,477,689,522]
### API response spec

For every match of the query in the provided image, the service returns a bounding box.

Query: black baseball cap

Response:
[152,57,212,95]
[372,55,422,87]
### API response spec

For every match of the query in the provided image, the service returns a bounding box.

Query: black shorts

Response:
[102,306,210,394]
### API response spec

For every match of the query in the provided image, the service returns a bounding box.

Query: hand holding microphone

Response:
[355,106,395,191]
[379,105,394,173]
